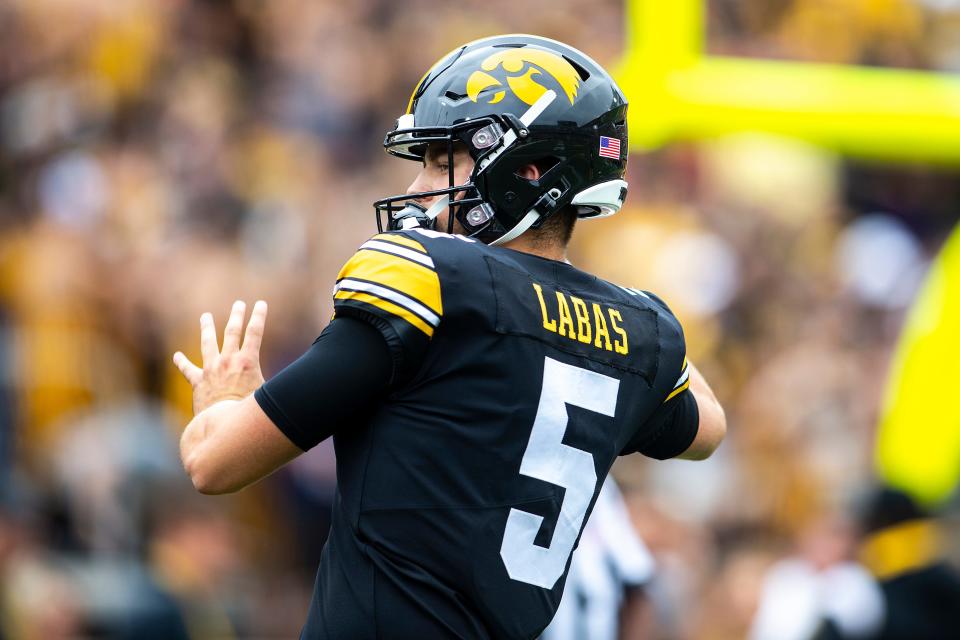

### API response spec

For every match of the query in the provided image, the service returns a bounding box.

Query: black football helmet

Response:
[373,34,629,245]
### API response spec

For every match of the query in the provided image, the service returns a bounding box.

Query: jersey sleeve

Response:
[625,358,700,459]
[620,293,700,459]
[332,232,443,382]
[254,317,392,451]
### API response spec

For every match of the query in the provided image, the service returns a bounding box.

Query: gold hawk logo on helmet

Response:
[466,49,580,106]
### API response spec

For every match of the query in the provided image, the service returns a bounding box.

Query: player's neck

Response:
[501,235,568,263]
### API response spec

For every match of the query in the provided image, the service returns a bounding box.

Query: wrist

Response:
[207,395,244,412]
[195,392,249,416]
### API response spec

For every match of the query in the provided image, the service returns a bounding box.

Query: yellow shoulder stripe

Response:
[334,290,434,337]
[372,233,427,254]
[339,250,442,315]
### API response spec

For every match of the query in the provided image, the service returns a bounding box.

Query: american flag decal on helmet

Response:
[599,136,621,159]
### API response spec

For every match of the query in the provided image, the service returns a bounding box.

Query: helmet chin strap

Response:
[424,196,450,222]
[485,90,559,247]
[490,210,540,246]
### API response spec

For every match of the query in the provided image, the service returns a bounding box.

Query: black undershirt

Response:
[254,317,393,451]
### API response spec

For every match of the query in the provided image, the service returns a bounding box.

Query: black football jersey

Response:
[280,229,695,639]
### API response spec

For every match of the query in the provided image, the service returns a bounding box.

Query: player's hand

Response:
[173,300,268,416]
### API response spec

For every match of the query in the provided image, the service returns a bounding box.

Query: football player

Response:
[173,34,725,639]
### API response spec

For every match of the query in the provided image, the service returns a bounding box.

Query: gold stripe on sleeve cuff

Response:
[664,378,690,403]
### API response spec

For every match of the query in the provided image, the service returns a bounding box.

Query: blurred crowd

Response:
[1,0,959,638]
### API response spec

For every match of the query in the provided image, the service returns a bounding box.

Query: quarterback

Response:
[174,35,725,639]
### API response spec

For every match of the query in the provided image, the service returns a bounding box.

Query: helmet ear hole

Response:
[513,157,560,181]
[534,156,560,175]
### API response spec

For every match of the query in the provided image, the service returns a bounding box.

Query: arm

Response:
[180,395,301,494]
[675,361,726,461]
[622,292,726,461]
[621,359,726,461]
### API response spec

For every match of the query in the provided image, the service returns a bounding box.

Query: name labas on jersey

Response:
[532,283,628,354]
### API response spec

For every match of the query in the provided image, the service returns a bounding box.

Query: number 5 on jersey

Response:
[500,357,620,589]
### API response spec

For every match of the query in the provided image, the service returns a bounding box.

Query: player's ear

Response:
[515,164,541,181]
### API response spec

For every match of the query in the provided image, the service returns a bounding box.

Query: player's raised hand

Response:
[173,300,269,415]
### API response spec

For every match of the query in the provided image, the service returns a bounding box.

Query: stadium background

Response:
[0,0,958,637]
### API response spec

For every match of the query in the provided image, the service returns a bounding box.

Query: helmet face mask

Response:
[373,34,630,245]
[373,116,503,236]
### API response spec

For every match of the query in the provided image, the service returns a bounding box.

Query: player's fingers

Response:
[222,300,247,353]
[241,300,268,355]
[200,312,219,365]
[173,351,203,385]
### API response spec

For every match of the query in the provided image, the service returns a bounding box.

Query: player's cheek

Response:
[406,168,434,195]
[456,161,473,186]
